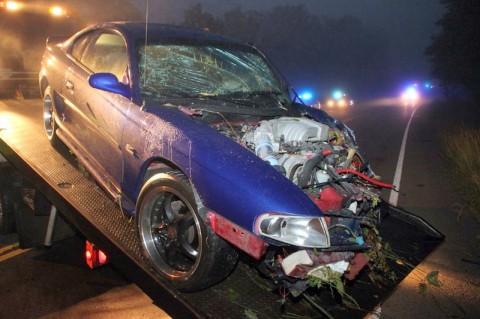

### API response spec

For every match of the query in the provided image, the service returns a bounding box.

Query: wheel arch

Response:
[135,157,190,198]
[39,77,49,98]
[135,158,211,221]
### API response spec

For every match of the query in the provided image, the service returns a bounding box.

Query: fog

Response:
[0,0,141,71]
[133,0,446,98]
[1,0,445,99]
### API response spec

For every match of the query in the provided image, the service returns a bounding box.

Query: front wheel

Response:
[136,171,239,292]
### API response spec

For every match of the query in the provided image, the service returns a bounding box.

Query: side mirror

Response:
[88,73,131,99]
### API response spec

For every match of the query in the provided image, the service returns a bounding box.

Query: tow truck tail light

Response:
[85,240,108,269]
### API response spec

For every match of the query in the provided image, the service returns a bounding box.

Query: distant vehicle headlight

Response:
[327,99,335,107]
[338,99,347,107]
[402,87,419,102]
[255,213,330,247]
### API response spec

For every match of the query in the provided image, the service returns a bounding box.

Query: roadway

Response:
[326,99,480,318]
[1,97,479,318]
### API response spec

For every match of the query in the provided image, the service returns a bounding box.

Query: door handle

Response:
[125,144,138,157]
[65,80,74,90]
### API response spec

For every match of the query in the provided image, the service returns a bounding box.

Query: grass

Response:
[438,99,480,222]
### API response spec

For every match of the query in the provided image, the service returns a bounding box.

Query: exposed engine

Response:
[242,117,353,185]
[212,116,394,296]
[213,116,384,212]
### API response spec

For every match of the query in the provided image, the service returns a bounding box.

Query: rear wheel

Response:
[43,86,60,146]
[136,171,239,291]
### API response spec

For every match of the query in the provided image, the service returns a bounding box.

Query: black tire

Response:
[136,171,239,292]
[0,188,16,234]
[43,86,61,146]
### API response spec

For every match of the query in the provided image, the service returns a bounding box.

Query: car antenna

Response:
[141,0,150,110]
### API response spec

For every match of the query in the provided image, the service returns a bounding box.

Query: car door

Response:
[65,31,131,194]
[55,32,93,150]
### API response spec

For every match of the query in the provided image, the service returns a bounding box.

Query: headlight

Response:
[255,213,330,248]
[402,86,419,102]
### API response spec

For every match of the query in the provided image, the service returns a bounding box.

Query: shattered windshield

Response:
[136,40,291,108]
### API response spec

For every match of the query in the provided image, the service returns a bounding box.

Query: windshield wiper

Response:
[218,90,283,100]
[211,90,288,108]
[145,88,197,99]
[231,91,290,110]
[197,92,255,107]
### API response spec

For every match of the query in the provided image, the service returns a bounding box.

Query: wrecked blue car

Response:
[39,22,393,293]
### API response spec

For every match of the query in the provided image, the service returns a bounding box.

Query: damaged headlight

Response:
[255,214,330,248]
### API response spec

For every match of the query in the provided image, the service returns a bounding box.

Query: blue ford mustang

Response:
[39,22,390,292]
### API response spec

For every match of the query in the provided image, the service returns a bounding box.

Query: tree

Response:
[425,0,480,101]
[183,3,219,31]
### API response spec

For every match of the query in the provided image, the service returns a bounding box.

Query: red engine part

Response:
[311,186,344,212]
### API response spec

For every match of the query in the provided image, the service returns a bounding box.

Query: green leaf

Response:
[426,270,442,287]
[418,282,428,296]
[383,242,392,251]
[335,278,345,295]
[228,288,239,301]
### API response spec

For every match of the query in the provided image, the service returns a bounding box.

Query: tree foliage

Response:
[425,0,480,101]
[182,3,389,98]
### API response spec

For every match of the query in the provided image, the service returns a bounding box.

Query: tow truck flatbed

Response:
[0,99,444,318]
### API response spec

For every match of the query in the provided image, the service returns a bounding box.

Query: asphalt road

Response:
[1,98,479,318]
[327,99,480,319]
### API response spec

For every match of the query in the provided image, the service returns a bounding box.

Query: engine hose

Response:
[336,168,395,189]
[297,155,323,188]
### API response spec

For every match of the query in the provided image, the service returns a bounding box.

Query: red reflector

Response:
[98,250,107,264]
[85,240,108,269]
[85,250,92,261]
[208,212,218,232]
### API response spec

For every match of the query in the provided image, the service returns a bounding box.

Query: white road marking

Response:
[388,106,418,206]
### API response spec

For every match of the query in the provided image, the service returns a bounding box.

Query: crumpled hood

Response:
[142,103,323,231]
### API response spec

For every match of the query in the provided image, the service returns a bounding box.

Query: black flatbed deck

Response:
[0,99,444,318]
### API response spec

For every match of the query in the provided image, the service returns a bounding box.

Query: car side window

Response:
[80,32,128,82]
[71,34,92,62]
